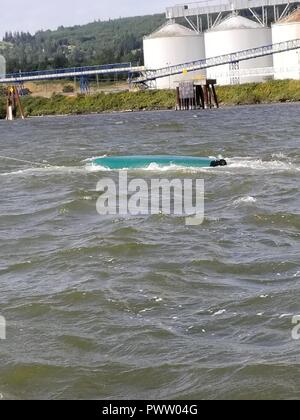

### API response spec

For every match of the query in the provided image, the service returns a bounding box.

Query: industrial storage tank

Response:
[204,15,273,85]
[272,9,300,80]
[143,21,206,89]
[0,54,6,77]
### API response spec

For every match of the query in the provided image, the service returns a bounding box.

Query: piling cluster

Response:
[175,79,219,110]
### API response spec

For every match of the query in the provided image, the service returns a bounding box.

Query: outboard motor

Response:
[210,159,227,167]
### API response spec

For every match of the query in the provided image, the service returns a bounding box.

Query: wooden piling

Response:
[203,85,209,109]
[208,85,213,109]
[176,87,181,110]
[211,84,219,109]
[199,86,205,109]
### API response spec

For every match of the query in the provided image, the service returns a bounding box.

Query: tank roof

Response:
[277,8,300,24]
[145,21,199,39]
[209,14,264,31]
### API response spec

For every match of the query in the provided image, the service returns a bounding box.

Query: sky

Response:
[0,0,177,39]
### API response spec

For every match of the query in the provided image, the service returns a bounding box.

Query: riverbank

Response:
[0,80,299,119]
[217,79,300,105]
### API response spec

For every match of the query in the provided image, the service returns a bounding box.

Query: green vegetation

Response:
[217,79,300,105]
[0,90,175,118]
[1,80,299,119]
[0,41,12,51]
[2,14,165,72]
[0,86,7,118]
[3,90,170,119]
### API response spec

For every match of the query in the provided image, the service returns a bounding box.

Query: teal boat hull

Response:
[92,156,227,169]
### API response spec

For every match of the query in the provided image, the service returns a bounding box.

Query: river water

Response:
[0,104,299,400]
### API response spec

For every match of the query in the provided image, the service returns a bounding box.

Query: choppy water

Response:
[0,104,299,400]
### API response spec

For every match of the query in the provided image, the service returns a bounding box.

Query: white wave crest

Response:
[0,166,90,177]
[227,157,299,172]
[271,152,289,159]
[234,196,257,206]
[82,155,108,162]
[85,162,215,173]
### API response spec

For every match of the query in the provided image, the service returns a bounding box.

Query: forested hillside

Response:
[2,14,165,73]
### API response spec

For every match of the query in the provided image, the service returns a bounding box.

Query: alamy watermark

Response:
[0,316,6,340]
[96,172,205,226]
[292,316,300,340]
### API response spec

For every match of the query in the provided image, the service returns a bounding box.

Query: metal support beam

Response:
[249,8,264,25]
[80,76,90,94]
[212,12,223,28]
[264,7,268,25]
[230,61,240,84]
[279,3,291,19]
[184,16,199,32]
[207,14,211,29]
[274,6,279,22]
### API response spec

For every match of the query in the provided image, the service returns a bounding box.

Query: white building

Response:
[272,9,300,80]
[143,21,206,89]
[204,14,273,85]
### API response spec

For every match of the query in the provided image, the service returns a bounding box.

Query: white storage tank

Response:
[272,9,300,80]
[0,54,6,77]
[143,21,206,89]
[204,15,273,85]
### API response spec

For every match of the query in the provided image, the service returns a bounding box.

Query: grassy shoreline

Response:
[1,80,299,119]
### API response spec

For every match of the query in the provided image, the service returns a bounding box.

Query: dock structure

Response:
[175,79,219,110]
[5,86,25,120]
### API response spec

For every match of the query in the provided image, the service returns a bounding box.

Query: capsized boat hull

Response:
[92,156,227,169]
